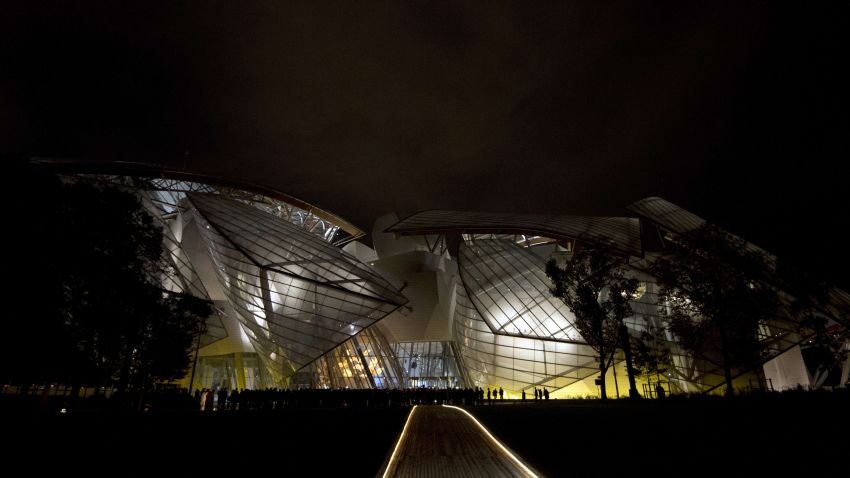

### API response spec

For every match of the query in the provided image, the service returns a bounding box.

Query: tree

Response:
[63,180,213,395]
[4,160,79,389]
[5,162,211,398]
[546,244,640,399]
[651,223,778,397]
[776,258,849,388]
[631,319,673,392]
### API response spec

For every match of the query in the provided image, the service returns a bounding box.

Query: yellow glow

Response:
[442,405,539,478]
[337,361,354,378]
[382,405,418,478]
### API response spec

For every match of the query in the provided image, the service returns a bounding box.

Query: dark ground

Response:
[2,406,409,475]
[3,393,847,476]
[472,393,849,477]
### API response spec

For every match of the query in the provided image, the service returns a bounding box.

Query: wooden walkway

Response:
[379,405,539,478]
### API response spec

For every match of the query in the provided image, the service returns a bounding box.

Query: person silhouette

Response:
[522,390,526,401]
[487,388,491,404]
[543,388,549,400]
[499,387,504,400]
[656,383,666,399]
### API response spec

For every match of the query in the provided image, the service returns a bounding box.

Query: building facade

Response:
[48,161,850,397]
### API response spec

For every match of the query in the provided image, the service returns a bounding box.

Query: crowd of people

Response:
[182,385,553,411]
[0,384,552,412]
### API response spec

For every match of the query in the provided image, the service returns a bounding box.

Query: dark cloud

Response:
[3,1,848,283]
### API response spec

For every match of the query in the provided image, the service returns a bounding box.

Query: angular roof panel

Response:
[32,158,364,244]
[386,210,642,257]
[627,197,706,234]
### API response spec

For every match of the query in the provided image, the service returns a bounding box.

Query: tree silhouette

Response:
[546,244,639,399]
[5,162,211,398]
[5,161,80,389]
[651,223,778,397]
[631,319,673,390]
[775,258,849,388]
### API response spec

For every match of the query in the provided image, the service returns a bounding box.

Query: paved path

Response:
[380,405,539,478]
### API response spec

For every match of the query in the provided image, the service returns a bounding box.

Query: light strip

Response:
[442,405,540,478]
[382,405,418,478]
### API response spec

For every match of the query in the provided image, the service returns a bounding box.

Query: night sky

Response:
[3,2,848,283]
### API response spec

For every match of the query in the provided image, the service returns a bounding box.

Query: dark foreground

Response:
[3,392,847,476]
[473,393,849,477]
[2,407,409,475]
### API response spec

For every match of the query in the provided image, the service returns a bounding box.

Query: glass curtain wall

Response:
[454,278,600,396]
[291,326,405,389]
[392,341,470,389]
[196,355,238,391]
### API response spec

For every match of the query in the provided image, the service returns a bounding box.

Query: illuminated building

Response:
[42,161,850,396]
[384,203,850,396]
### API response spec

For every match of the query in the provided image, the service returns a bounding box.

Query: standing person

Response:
[499,387,504,400]
[522,390,526,402]
[543,388,549,400]
[205,389,214,412]
[217,388,228,411]
[487,388,491,405]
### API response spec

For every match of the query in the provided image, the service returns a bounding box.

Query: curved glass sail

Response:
[188,193,407,385]
[459,239,582,342]
[453,282,599,395]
